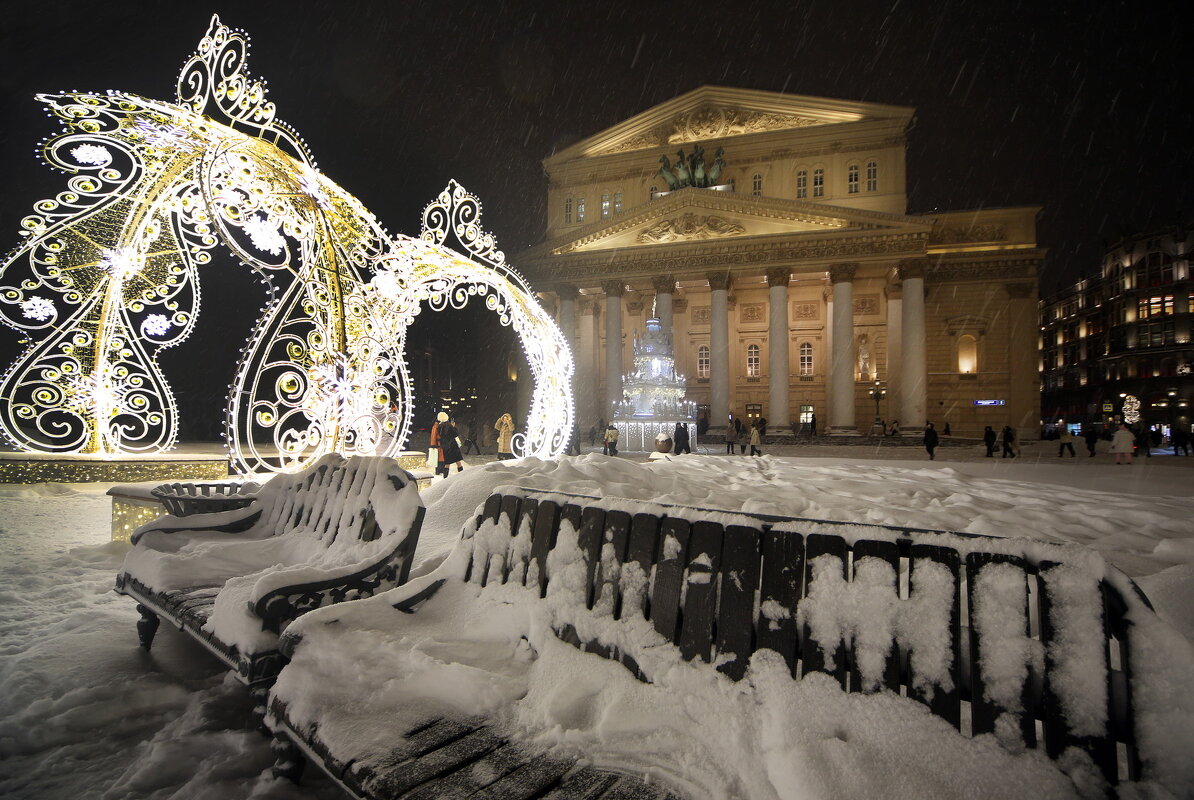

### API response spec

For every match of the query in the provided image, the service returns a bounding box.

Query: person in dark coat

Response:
[1136,426,1152,458]
[461,417,480,455]
[943,421,951,436]
[1001,425,1017,458]
[735,416,747,454]
[673,422,691,454]
[588,426,597,446]
[923,421,939,460]
[983,426,997,457]
[438,412,465,474]
[1173,426,1190,456]
[809,413,817,436]
[1083,426,1100,457]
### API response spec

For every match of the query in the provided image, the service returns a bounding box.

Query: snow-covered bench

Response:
[267,487,1163,798]
[115,454,425,691]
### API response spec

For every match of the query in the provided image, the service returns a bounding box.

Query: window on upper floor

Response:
[1142,321,1176,347]
[866,160,878,191]
[576,197,586,223]
[564,198,572,225]
[600,194,610,219]
[747,343,761,376]
[752,173,763,197]
[813,168,825,197]
[697,345,710,378]
[799,342,814,376]
[847,163,860,194]
[1136,252,1174,287]
[1138,295,1174,319]
[614,192,623,214]
[796,169,808,199]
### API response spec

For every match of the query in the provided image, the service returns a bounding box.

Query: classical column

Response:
[651,274,675,341]
[601,280,625,418]
[576,297,598,428]
[829,263,858,434]
[885,282,903,426]
[708,271,732,426]
[556,284,578,349]
[1005,281,1040,435]
[767,267,791,428]
[898,260,927,435]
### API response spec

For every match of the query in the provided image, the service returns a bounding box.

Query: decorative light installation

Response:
[612,313,695,451]
[1122,394,1141,425]
[0,15,572,473]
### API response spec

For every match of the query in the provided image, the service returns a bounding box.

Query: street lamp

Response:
[869,380,886,434]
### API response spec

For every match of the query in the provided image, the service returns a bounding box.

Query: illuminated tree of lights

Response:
[1122,395,1141,425]
[0,15,573,473]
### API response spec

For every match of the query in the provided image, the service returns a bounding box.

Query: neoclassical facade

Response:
[521,86,1042,437]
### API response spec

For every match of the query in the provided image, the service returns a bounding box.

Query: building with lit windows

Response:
[520,86,1043,438]
[1040,228,1193,434]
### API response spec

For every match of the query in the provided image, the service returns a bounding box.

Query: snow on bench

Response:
[115,454,425,691]
[266,487,1166,798]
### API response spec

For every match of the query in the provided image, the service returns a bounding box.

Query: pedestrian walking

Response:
[1111,423,1135,465]
[603,423,619,456]
[749,421,762,456]
[1001,425,1017,458]
[943,421,951,437]
[1173,426,1190,456]
[1083,427,1100,457]
[809,413,817,436]
[588,426,597,447]
[924,421,939,460]
[736,416,747,454]
[429,415,443,475]
[437,413,465,475]
[983,426,997,457]
[461,417,481,455]
[1135,426,1153,458]
[1057,426,1076,457]
[725,416,739,454]
[495,413,515,460]
[673,422,691,455]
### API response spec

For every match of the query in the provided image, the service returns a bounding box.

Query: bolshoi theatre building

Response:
[520,86,1042,438]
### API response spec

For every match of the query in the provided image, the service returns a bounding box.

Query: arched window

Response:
[600,193,610,219]
[847,163,860,194]
[614,192,623,214]
[697,345,710,378]
[747,344,761,377]
[813,168,825,197]
[751,173,763,197]
[866,160,878,191]
[958,334,978,373]
[796,169,808,199]
[576,197,586,223]
[799,342,814,376]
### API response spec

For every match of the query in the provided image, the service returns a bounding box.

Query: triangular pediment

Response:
[552,86,915,161]
[541,188,932,255]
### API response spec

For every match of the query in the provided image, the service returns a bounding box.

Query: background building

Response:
[521,86,1043,437]
[1040,228,1193,434]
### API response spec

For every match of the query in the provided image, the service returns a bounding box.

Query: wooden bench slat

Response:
[756,528,803,677]
[801,534,849,688]
[365,726,504,797]
[907,543,963,728]
[540,767,619,800]
[576,506,606,610]
[677,521,724,664]
[398,739,530,800]
[593,511,632,617]
[850,539,901,694]
[466,751,579,800]
[715,524,762,681]
[650,517,691,645]
[528,501,562,597]
[507,499,539,586]
[595,776,674,800]
[621,513,661,621]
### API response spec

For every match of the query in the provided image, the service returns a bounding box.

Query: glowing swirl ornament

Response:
[0,15,573,472]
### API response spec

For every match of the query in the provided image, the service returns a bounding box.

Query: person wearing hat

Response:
[437,411,465,476]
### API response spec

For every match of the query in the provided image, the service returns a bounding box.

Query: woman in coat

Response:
[495,413,515,460]
[749,421,762,456]
[437,412,465,475]
[725,417,739,454]
[1111,423,1136,465]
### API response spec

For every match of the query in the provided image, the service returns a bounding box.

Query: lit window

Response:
[747,344,761,377]
[958,334,978,373]
[799,342,814,376]
[614,192,623,214]
[813,168,824,197]
[847,163,860,194]
[799,404,814,423]
[866,161,878,191]
[697,345,710,378]
[1138,295,1174,318]
[564,198,572,225]
[601,193,610,219]
[576,197,585,223]
[796,169,807,199]
[752,173,763,197]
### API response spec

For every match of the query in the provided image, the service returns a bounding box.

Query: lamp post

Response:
[869,380,886,435]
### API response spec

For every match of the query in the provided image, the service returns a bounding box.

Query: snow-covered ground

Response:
[2,447,1192,799]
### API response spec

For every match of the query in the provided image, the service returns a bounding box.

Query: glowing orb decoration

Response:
[0,15,572,472]
[1122,395,1141,425]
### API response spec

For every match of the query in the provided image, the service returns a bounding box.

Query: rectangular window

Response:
[799,343,813,375]
[796,170,807,199]
[576,197,585,223]
[746,344,760,377]
[799,404,814,423]
[600,193,610,219]
[813,168,824,197]
[847,164,859,194]
[745,403,762,420]
[1138,295,1174,318]
[613,192,623,214]
[697,346,710,378]
[865,161,878,191]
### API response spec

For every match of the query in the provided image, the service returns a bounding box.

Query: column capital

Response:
[579,298,599,316]
[600,280,625,297]
[884,282,903,300]
[706,271,732,291]
[554,283,579,300]
[651,274,676,293]
[766,267,792,288]
[1004,281,1036,299]
[828,262,858,284]
[897,259,928,280]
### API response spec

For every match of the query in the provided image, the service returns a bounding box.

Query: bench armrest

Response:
[130,504,263,545]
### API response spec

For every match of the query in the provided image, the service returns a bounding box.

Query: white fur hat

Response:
[437,411,449,422]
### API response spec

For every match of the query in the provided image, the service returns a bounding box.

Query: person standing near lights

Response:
[673,422,691,455]
[1083,426,1100,457]
[495,413,515,460]
[749,420,762,456]
[983,426,997,457]
[923,421,939,460]
[603,423,619,456]
[437,412,465,475]
[1111,422,1136,465]
[1057,425,1076,457]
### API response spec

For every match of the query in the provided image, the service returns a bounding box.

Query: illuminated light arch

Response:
[0,15,572,473]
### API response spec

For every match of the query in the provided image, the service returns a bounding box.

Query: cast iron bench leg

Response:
[135,604,160,650]
[270,731,305,783]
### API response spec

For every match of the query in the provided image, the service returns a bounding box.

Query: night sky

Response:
[1,0,1191,431]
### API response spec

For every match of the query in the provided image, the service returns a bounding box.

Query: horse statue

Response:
[657,155,680,191]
